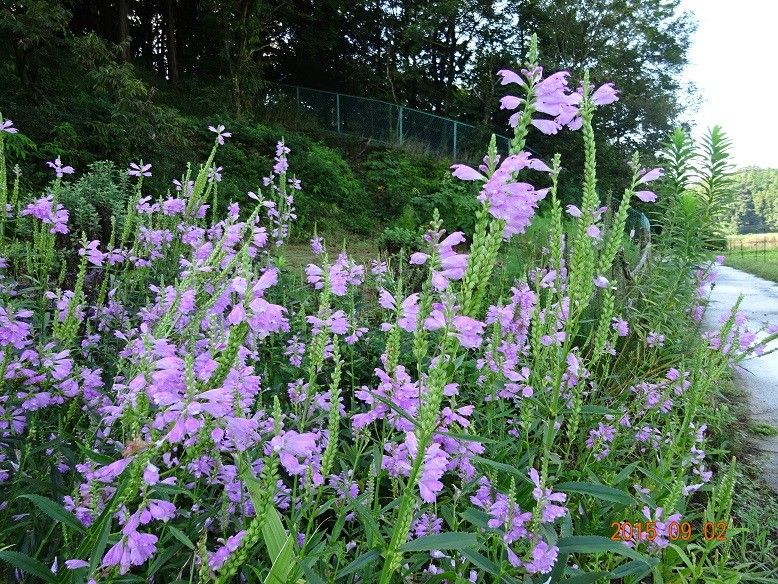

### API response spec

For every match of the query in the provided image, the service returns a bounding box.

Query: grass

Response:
[282,235,379,269]
[710,379,778,578]
[751,421,778,437]
[724,249,778,283]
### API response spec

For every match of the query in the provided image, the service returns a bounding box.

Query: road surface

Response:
[703,265,778,491]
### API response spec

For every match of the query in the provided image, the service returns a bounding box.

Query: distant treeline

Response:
[728,168,778,234]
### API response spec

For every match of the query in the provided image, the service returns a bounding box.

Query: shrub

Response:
[376,224,420,255]
[57,161,131,242]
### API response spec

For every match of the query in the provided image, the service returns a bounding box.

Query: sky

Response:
[680,0,778,168]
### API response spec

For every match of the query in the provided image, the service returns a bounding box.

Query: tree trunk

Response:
[139,0,156,70]
[119,0,130,61]
[165,0,179,81]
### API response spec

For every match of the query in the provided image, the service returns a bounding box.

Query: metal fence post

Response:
[453,121,458,160]
[336,93,341,133]
[398,106,404,144]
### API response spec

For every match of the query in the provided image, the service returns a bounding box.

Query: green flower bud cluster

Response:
[320,337,343,479]
[214,455,279,584]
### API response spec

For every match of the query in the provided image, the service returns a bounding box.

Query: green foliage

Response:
[359,150,441,223]
[725,249,778,283]
[727,167,778,233]
[415,173,481,234]
[376,225,420,255]
[57,161,131,242]
[697,126,736,244]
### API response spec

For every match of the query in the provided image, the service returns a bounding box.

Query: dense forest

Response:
[0,0,695,233]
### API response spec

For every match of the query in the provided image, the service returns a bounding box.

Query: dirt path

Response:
[703,265,778,491]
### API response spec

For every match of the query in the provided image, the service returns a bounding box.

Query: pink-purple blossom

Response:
[208,124,232,145]
[47,157,75,178]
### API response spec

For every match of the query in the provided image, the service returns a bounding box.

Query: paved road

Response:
[703,265,778,491]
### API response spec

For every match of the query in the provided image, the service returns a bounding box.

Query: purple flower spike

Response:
[47,157,75,178]
[128,162,152,177]
[208,124,232,145]
[0,118,18,134]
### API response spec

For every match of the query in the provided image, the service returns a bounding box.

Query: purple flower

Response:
[499,95,523,110]
[593,275,609,289]
[405,432,448,503]
[411,513,444,539]
[637,167,663,185]
[310,236,324,255]
[208,124,232,145]
[20,196,70,233]
[565,204,582,218]
[591,83,619,106]
[208,166,223,183]
[47,157,75,178]
[78,240,104,266]
[409,252,429,265]
[0,307,33,349]
[531,118,561,135]
[143,463,160,485]
[453,315,485,349]
[647,331,665,348]
[209,530,246,571]
[498,68,582,133]
[64,559,89,570]
[101,521,158,574]
[529,468,567,523]
[128,162,152,177]
[524,540,558,574]
[397,293,420,332]
[612,317,629,337]
[635,190,657,203]
[138,499,176,524]
[270,430,318,476]
[0,118,18,134]
[497,69,526,86]
[378,288,396,310]
[173,179,194,196]
[452,152,549,238]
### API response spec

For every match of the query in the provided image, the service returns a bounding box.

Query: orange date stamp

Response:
[611,520,729,542]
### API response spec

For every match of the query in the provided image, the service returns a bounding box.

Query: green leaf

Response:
[335,549,381,579]
[458,549,499,575]
[610,559,653,579]
[556,536,657,567]
[166,524,195,550]
[460,508,491,530]
[302,564,326,584]
[459,549,519,584]
[555,482,635,506]
[433,430,494,444]
[579,405,616,415]
[262,506,291,565]
[0,550,57,583]
[18,493,85,532]
[561,574,611,584]
[402,532,478,552]
[350,498,385,546]
[264,534,295,584]
[472,456,532,484]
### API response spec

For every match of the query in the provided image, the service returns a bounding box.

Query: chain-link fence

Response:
[259,83,512,162]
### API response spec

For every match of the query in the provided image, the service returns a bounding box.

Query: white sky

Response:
[680,0,778,168]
